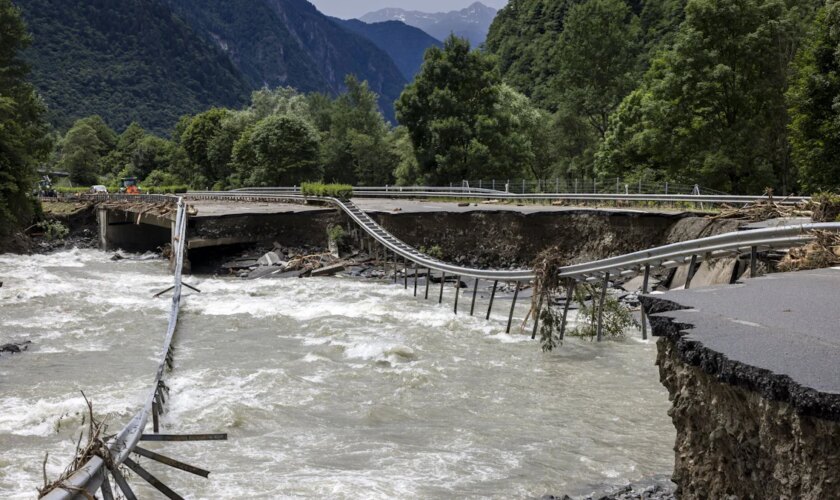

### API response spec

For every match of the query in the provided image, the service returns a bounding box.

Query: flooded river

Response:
[0,249,673,498]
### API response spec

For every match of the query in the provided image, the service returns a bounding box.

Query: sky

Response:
[308,0,509,19]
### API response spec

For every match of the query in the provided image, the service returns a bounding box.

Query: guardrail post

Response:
[439,271,446,304]
[393,252,398,284]
[560,281,576,340]
[454,276,461,314]
[403,258,408,289]
[531,293,544,340]
[152,399,160,433]
[685,254,698,289]
[506,282,520,334]
[470,278,479,316]
[100,474,115,500]
[486,280,498,320]
[424,268,431,299]
[596,273,610,342]
[750,246,758,277]
[641,264,650,340]
[107,464,138,500]
[414,266,418,296]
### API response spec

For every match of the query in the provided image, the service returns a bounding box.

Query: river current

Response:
[0,249,673,499]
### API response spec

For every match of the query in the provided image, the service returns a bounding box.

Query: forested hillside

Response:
[15,0,250,135]
[333,19,442,80]
[485,0,829,194]
[167,0,407,121]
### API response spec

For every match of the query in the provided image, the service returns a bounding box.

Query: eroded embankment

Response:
[642,291,840,499]
[184,205,739,270]
[372,209,739,268]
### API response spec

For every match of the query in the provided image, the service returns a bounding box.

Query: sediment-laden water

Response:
[0,250,674,499]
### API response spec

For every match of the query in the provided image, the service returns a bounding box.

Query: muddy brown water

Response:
[0,249,673,498]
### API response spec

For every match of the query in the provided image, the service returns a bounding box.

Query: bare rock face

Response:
[657,337,840,499]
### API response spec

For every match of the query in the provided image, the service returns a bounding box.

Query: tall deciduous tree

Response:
[59,122,103,185]
[232,114,321,186]
[396,36,528,183]
[180,108,238,188]
[0,0,49,236]
[788,1,840,193]
[320,75,397,185]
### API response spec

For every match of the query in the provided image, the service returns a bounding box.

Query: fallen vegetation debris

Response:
[37,393,112,498]
[778,230,840,272]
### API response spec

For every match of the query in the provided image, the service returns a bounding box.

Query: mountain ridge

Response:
[360,2,498,47]
[332,18,442,80]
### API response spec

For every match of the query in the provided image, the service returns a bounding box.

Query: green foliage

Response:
[568,284,634,339]
[141,185,189,194]
[419,245,443,259]
[301,182,354,200]
[317,76,399,185]
[0,0,50,236]
[181,108,238,187]
[59,122,103,185]
[396,36,536,184]
[597,0,813,194]
[326,224,346,243]
[788,2,840,193]
[35,219,68,241]
[232,114,321,187]
[15,0,249,135]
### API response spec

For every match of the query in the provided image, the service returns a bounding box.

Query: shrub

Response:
[301,182,353,200]
[141,185,189,194]
[35,220,69,241]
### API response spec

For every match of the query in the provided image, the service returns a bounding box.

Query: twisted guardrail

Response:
[188,190,837,337]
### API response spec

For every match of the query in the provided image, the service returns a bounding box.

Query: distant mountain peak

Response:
[360,2,498,47]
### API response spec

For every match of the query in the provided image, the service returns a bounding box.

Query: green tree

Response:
[597,0,806,193]
[232,114,321,186]
[180,108,238,188]
[320,76,397,185]
[59,122,102,185]
[550,0,642,135]
[0,0,50,236]
[131,135,173,179]
[788,1,840,193]
[396,36,527,183]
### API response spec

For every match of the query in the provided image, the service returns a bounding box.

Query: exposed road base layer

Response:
[641,271,840,499]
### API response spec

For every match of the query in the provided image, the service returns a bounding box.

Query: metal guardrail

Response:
[42,195,188,499]
[184,191,831,283]
[219,186,810,206]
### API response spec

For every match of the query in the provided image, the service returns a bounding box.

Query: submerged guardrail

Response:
[42,196,225,500]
